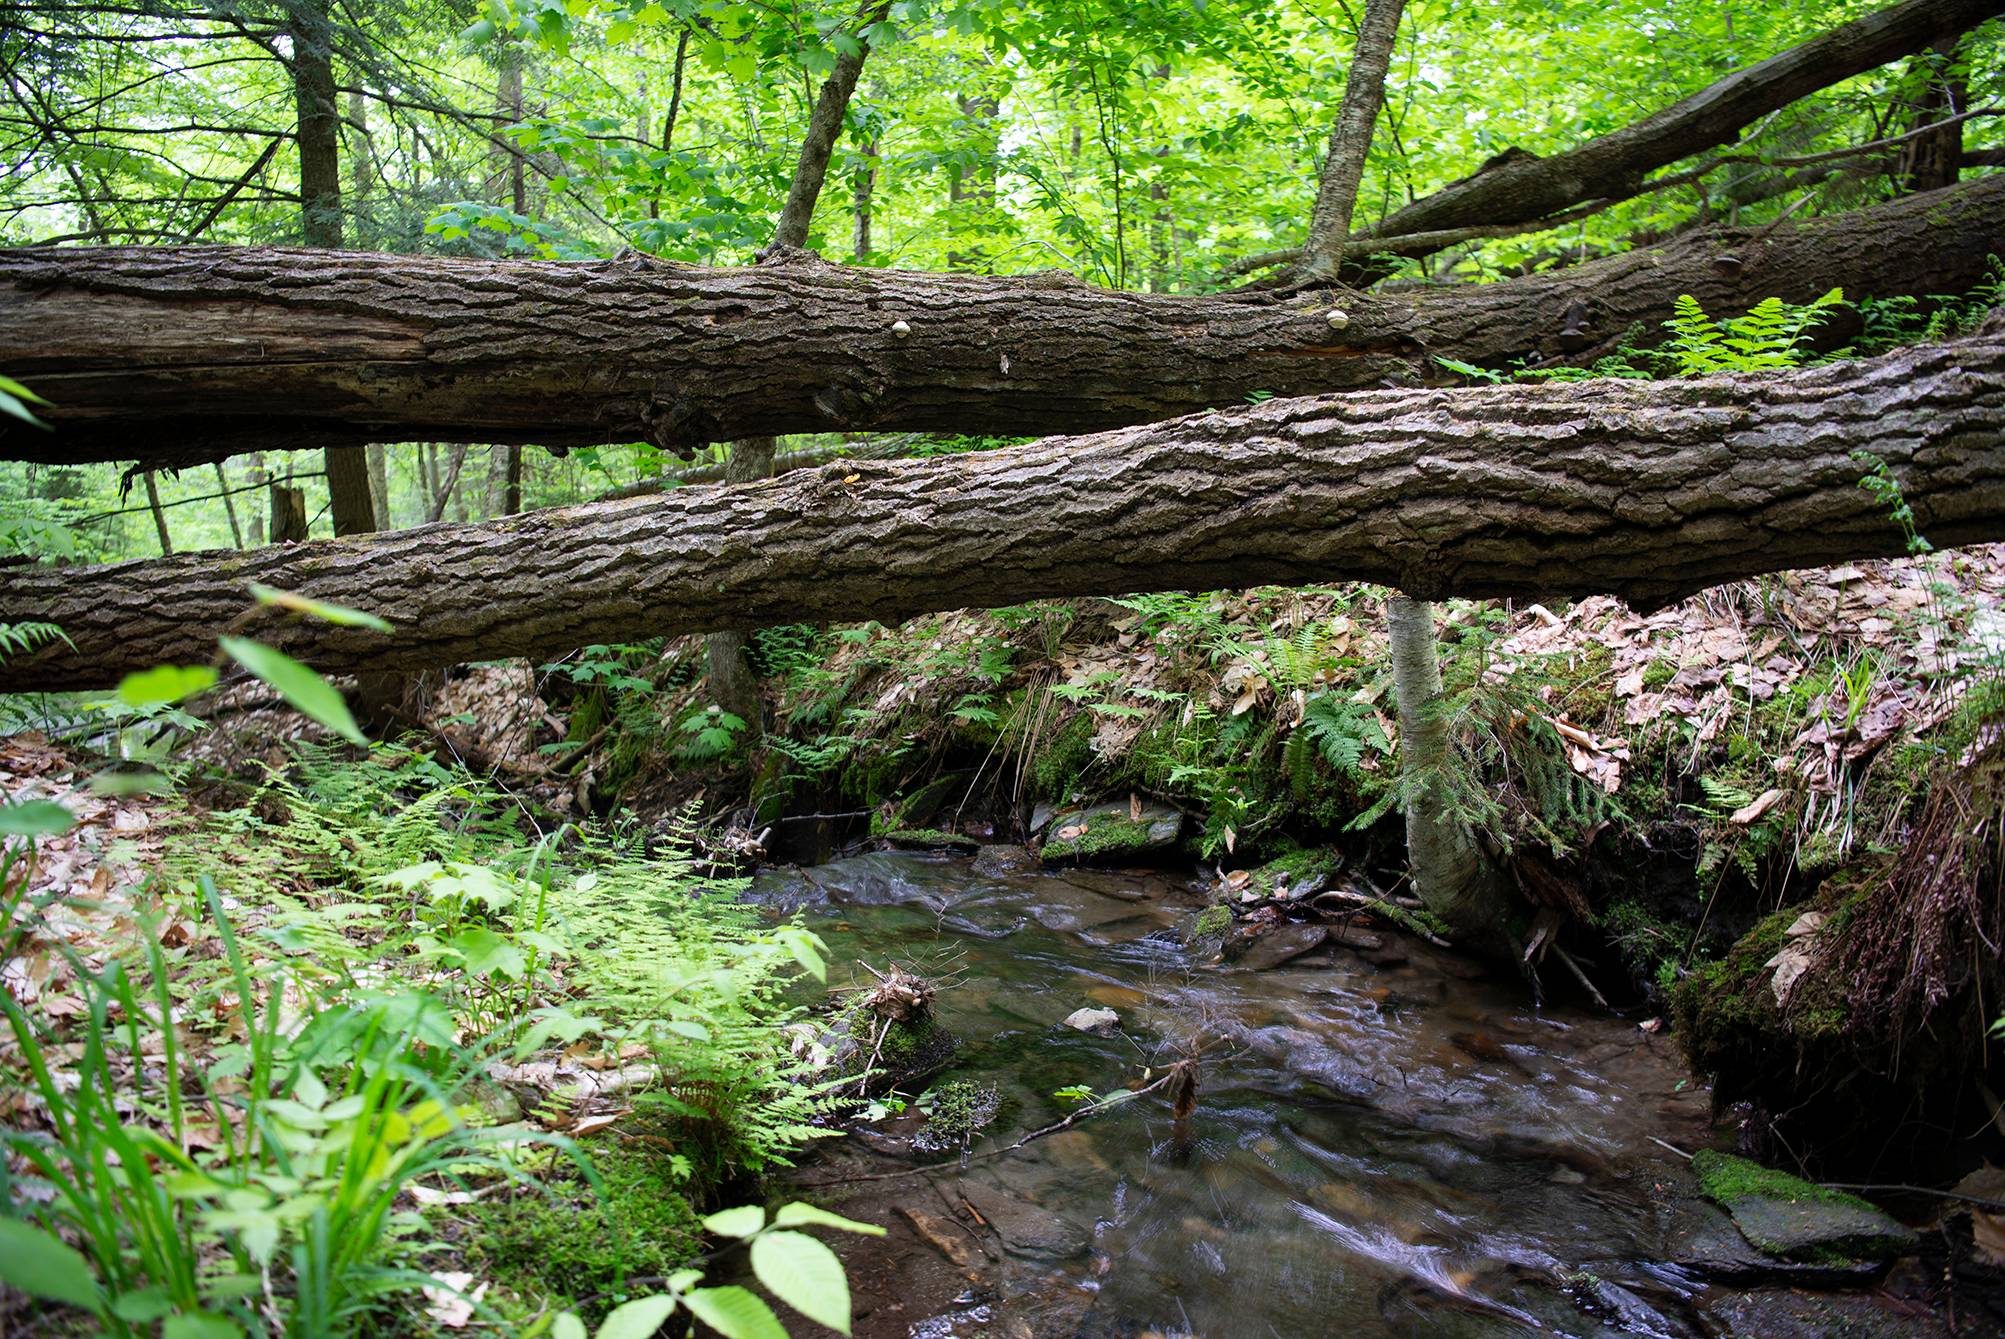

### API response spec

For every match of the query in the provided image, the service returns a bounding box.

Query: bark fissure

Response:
[3,327,1999,691]
[2,177,1998,469]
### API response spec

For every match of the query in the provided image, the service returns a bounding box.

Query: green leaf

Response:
[219,637,366,746]
[551,1313,588,1339]
[115,664,218,708]
[772,1202,886,1235]
[0,1218,103,1313]
[248,584,393,632]
[0,799,75,837]
[112,1288,174,1323]
[750,1230,851,1333]
[163,1312,244,1339]
[593,1295,676,1339]
[683,1286,787,1339]
[451,926,527,979]
[701,1204,766,1238]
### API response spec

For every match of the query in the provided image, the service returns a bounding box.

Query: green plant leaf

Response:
[0,798,76,837]
[115,664,219,708]
[248,584,393,632]
[593,1295,676,1339]
[772,1202,887,1235]
[551,1313,588,1339]
[219,636,367,746]
[701,1204,766,1238]
[451,926,527,979]
[683,1286,787,1339]
[162,1312,243,1339]
[750,1229,851,1333]
[0,1218,103,1313]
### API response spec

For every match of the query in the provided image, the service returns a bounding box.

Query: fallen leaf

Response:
[1730,788,1785,826]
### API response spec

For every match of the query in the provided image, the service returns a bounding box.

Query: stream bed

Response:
[748,852,1946,1339]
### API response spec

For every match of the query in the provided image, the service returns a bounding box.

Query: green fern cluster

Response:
[1283,694,1390,800]
[1661,287,1844,375]
[0,620,70,663]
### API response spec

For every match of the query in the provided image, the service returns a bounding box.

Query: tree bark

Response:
[214,462,244,549]
[1361,0,2001,256]
[1301,0,1404,281]
[141,470,172,555]
[1387,595,1513,948]
[4,325,2000,692]
[2,176,1997,470]
[770,0,893,251]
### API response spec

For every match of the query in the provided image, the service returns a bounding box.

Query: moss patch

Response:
[1041,807,1172,861]
[460,1141,701,1315]
[1692,1149,1875,1212]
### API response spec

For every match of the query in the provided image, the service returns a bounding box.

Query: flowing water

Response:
[748,852,1923,1339]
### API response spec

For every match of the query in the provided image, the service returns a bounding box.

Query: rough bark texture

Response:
[4,326,2001,692]
[1387,595,1512,947]
[1301,0,1405,280]
[1,176,1998,470]
[1366,0,2002,249]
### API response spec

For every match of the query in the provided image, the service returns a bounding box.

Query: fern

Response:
[0,620,71,663]
[1661,288,1845,376]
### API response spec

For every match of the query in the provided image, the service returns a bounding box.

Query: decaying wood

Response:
[0,177,1999,470]
[2,325,1999,691]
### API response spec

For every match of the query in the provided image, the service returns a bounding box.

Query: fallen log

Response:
[0,177,1999,470]
[2,324,1999,691]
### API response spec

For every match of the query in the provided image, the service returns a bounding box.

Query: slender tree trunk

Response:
[853,139,878,260]
[6,174,1997,470]
[142,471,172,555]
[366,443,389,526]
[1385,596,1514,949]
[247,453,268,546]
[650,29,691,220]
[5,325,1999,691]
[1895,37,1968,192]
[214,462,243,548]
[1301,0,1405,281]
[502,443,522,515]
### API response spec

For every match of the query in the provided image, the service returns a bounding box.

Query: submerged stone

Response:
[1062,1006,1121,1034]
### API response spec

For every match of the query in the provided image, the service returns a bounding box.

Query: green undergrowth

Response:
[2,743,853,1336]
[1691,1149,1875,1212]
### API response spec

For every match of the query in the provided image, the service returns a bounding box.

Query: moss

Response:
[881,826,977,849]
[1641,658,1678,691]
[1692,1149,1877,1212]
[1190,904,1232,939]
[461,1141,701,1315]
[1249,845,1342,888]
[1041,809,1157,861]
[1028,710,1095,801]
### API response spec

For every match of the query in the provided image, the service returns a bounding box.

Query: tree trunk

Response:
[268,482,308,544]
[286,0,343,250]
[325,442,376,535]
[705,434,779,725]
[1361,0,1999,257]
[1895,38,1969,193]
[1386,596,1514,948]
[366,442,390,526]
[3,325,1999,691]
[854,139,878,261]
[2,176,1996,470]
[141,470,172,555]
[1300,0,1404,281]
[770,0,893,251]
[213,462,244,549]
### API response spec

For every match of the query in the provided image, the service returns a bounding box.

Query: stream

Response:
[747,851,1940,1339]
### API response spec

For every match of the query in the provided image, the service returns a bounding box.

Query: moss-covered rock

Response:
[880,827,980,852]
[1692,1150,1916,1264]
[1041,800,1183,863]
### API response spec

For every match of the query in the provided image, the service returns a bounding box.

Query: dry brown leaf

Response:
[1729,789,1785,826]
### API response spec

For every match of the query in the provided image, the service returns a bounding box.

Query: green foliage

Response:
[0,620,71,663]
[1283,694,1391,799]
[1659,288,1844,376]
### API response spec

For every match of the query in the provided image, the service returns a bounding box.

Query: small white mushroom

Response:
[1326,308,1350,331]
[891,319,912,338]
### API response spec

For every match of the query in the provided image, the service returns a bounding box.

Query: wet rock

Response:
[1668,1202,1882,1284]
[1230,923,1329,971]
[892,774,964,830]
[1183,903,1233,959]
[1694,1149,1917,1263]
[1703,1288,1952,1338]
[882,828,980,853]
[1327,924,1385,951]
[1062,1006,1121,1034]
[1055,867,1155,901]
[972,843,1041,877]
[1040,800,1183,864]
[956,1180,1093,1260]
[901,1206,987,1270]
[1560,1273,1680,1337]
